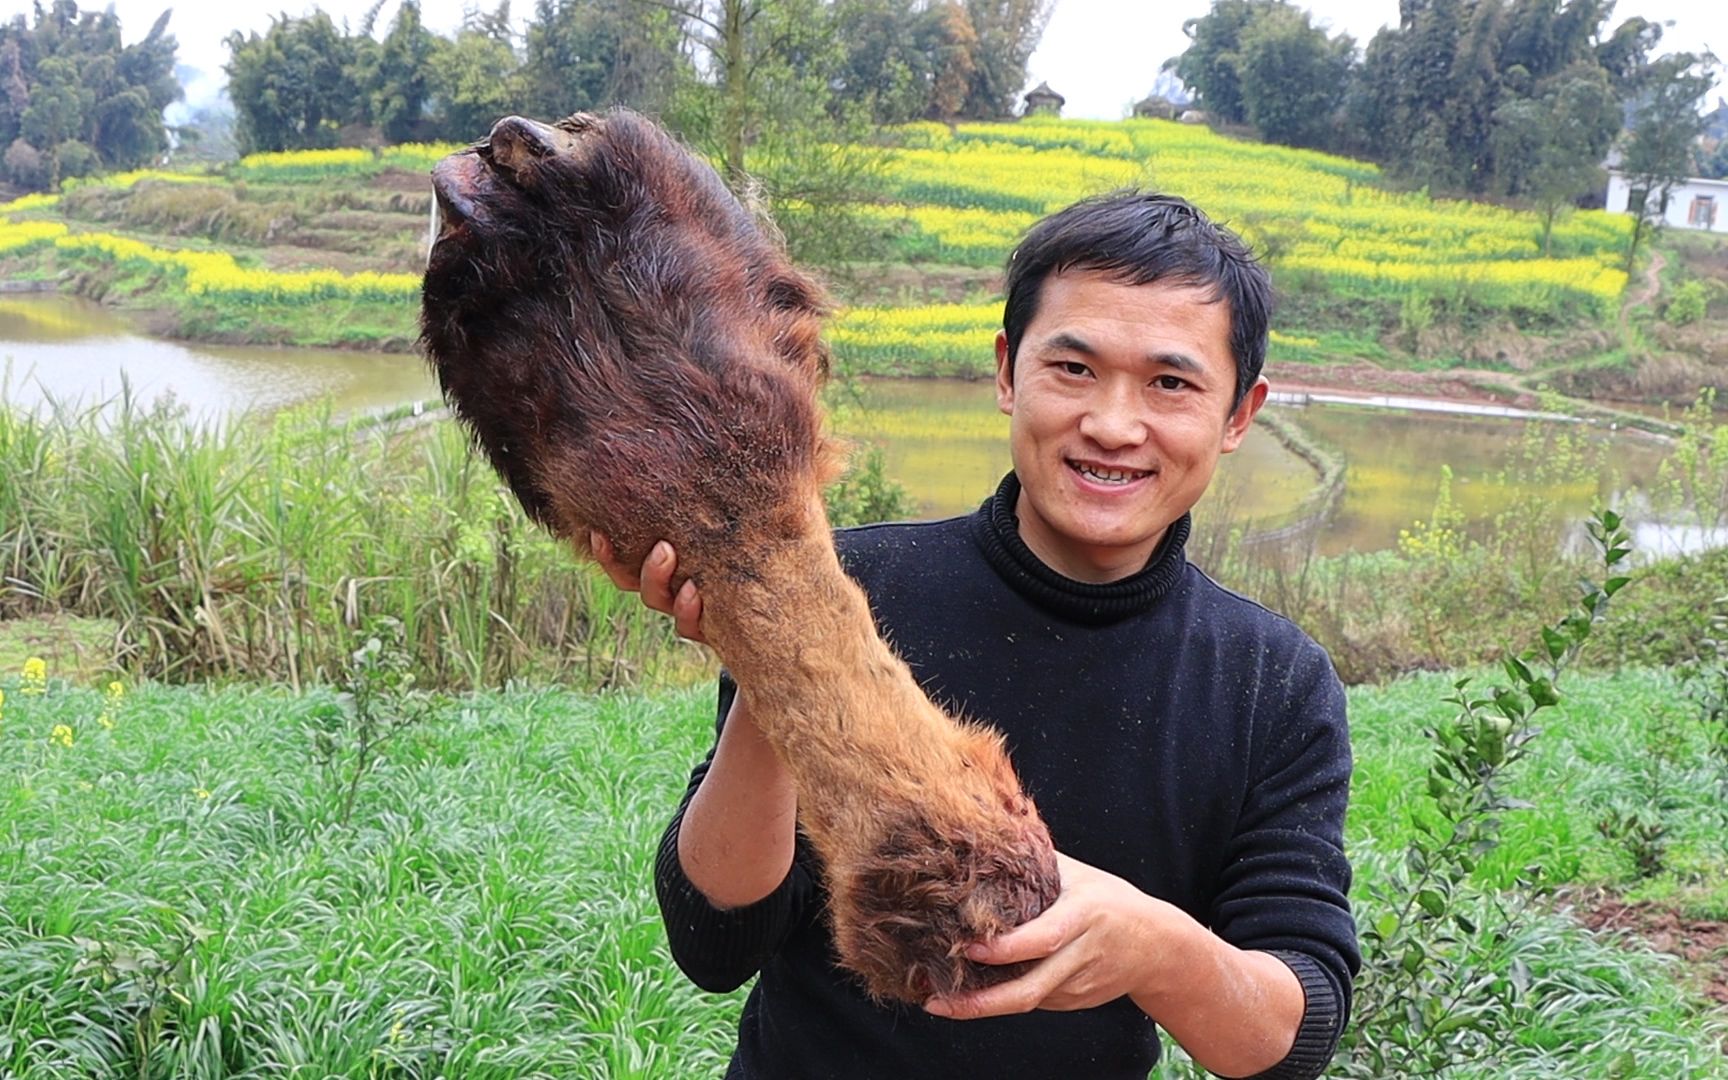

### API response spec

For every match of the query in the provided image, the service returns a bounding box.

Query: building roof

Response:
[1608,168,1728,193]
[1024,81,1065,105]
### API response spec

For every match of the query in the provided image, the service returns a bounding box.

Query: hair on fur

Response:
[420,109,1060,1004]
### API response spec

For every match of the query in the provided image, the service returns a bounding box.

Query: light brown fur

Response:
[420,109,1060,1003]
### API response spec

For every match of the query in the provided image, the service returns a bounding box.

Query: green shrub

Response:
[1664,279,1708,326]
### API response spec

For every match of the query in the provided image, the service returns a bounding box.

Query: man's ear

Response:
[1220,376,1269,454]
[994,330,1014,416]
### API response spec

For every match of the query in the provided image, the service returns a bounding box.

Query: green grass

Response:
[0,667,1722,1077]
[0,394,907,692]
[0,677,740,1078]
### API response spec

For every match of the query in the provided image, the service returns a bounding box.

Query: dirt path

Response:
[1568,888,1728,1051]
[1622,248,1668,331]
[1273,363,1538,410]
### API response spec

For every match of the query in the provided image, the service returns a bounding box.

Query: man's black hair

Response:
[1001,190,1272,411]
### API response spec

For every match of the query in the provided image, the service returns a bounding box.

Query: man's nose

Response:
[1078,385,1148,449]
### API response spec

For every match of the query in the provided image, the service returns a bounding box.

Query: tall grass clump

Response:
[0,397,666,690]
[0,395,907,691]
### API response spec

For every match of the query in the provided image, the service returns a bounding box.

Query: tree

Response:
[1700,139,1728,182]
[1174,0,1354,150]
[18,55,84,159]
[1492,63,1620,253]
[830,0,938,124]
[3,137,48,188]
[520,0,685,119]
[0,37,28,149]
[925,1,978,120]
[1174,0,1265,125]
[1324,0,1661,197]
[224,12,360,152]
[653,0,891,269]
[428,27,521,141]
[371,0,437,142]
[1234,4,1352,149]
[1618,52,1716,272]
[960,0,1051,118]
[104,9,180,161]
[1595,14,1663,95]
[1344,26,1402,158]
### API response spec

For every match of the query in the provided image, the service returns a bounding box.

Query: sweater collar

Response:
[970,471,1189,625]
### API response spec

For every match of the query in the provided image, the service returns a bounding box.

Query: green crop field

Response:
[0,663,1723,1078]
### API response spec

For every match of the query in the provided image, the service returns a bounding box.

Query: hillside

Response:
[0,118,1720,403]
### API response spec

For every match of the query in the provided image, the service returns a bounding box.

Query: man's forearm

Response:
[677,690,800,909]
[1131,908,1305,1078]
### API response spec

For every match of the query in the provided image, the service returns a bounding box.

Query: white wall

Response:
[1606,172,1728,233]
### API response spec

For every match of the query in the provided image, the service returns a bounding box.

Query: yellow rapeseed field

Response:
[871,117,1630,320]
[0,116,1634,366]
[0,218,418,303]
[831,301,1324,375]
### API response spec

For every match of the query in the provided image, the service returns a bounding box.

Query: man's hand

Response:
[924,851,1306,1079]
[590,532,706,643]
[923,852,1179,1018]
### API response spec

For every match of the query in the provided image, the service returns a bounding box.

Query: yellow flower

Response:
[97,680,124,729]
[50,724,73,748]
[21,657,47,696]
[194,788,211,800]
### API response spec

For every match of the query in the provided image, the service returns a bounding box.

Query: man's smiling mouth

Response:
[1069,460,1153,485]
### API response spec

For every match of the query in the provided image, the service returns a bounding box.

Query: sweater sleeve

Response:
[653,671,818,993]
[1211,642,1359,1080]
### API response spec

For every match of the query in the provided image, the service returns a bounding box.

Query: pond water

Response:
[0,295,435,417]
[830,378,1317,526]
[0,293,1685,556]
[838,378,1674,554]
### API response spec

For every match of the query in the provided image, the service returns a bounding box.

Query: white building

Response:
[1605,170,1727,233]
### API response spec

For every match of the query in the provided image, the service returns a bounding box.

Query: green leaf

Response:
[1417,889,1446,917]
[1541,626,1568,661]
[1401,945,1424,976]
[1432,1013,1477,1035]
[1604,575,1632,596]
[1493,688,1527,722]
[1527,678,1559,707]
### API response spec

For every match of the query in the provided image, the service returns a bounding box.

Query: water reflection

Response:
[0,295,435,417]
[0,293,1697,557]
[1290,406,1669,556]
[840,378,1678,555]
[831,377,1316,524]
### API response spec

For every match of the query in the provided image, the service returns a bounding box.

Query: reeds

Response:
[0,393,682,690]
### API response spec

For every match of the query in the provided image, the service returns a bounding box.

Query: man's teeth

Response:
[1074,463,1148,484]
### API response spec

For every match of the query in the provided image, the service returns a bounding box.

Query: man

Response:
[596,191,1357,1079]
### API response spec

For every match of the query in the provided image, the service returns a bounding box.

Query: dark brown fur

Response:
[420,109,1060,1003]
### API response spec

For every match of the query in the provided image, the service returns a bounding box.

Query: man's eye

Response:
[1060,361,1090,377]
[1154,374,1189,391]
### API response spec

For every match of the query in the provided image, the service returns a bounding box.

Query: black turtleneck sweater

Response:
[655,473,1357,1080]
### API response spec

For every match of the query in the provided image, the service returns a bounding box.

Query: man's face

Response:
[995,270,1267,584]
